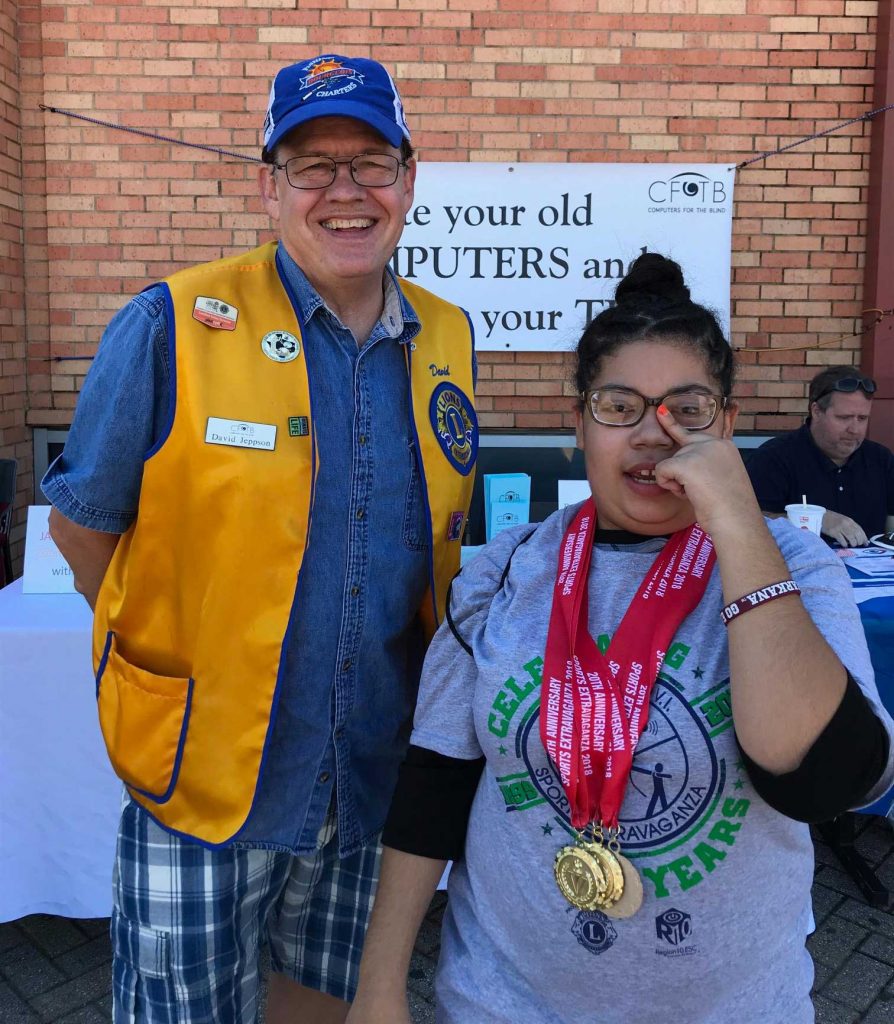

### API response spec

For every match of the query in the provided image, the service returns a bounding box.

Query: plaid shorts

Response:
[111,799,382,1024]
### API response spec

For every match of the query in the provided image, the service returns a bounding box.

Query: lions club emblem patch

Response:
[430,383,477,475]
[571,910,617,957]
[261,331,300,363]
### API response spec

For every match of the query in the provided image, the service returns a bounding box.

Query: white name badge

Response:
[205,417,277,451]
[193,296,238,330]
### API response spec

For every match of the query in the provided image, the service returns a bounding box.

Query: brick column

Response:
[0,0,28,571]
[863,0,894,445]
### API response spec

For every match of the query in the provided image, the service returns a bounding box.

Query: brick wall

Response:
[1,0,27,568]
[7,0,884,521]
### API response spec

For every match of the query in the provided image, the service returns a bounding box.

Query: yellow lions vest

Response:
[93,242,476,845]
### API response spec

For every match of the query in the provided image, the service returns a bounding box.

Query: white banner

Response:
[395,163,735,352]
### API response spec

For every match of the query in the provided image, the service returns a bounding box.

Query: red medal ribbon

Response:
[541,500,716,830]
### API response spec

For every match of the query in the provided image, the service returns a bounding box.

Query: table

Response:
[855,593,894,816]
[815,562,894,907]
[0,579,121,922]
[1,560,892,922]
[845,555,894,817]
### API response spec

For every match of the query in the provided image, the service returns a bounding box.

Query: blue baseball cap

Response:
[262,54,411,153]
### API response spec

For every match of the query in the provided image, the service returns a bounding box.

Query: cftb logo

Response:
[648,172,726,206]
[655,907,692,945]
[230,422,254,436]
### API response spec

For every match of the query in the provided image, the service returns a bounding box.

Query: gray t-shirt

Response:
[411,507,894,1024]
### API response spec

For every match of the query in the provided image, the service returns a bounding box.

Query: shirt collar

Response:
[382,266,421,342]
[276,243,420,343]
[594,528,669,552]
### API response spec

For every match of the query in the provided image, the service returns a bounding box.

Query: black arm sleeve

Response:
[738,673,890,823]
[382,745,485,860]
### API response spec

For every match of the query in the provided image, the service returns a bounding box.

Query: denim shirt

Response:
[43,245,440,856]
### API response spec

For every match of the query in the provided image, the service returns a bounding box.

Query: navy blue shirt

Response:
[746,424,894,541]
[42,245,470,856]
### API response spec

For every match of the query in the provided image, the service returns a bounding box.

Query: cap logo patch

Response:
[263,54,410,151]
[299,57,363,101]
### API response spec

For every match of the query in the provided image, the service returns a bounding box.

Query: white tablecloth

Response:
[0,578,120,922]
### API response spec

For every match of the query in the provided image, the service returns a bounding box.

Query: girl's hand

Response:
[654,405,763,538]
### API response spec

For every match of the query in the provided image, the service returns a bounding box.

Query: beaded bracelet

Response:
[720,579,801,626]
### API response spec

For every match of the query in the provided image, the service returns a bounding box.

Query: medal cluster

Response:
[554,825,643,918]
[543,504,714,924]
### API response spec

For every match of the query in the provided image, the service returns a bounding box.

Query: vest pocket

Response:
[403,439,430,552]
[96,631,194,803]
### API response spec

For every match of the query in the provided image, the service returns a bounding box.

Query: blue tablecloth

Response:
[844,558,894,817]
[854,593,894,816]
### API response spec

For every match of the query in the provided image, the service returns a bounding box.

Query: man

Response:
[746,365,894,546]
[43,55,477,1024]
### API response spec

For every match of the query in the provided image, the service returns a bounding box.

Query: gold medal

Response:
[582,840,625,907]
[601,852,644,919]
[554,844,608,910]
[554,841,624,911]
[555,829,644,917]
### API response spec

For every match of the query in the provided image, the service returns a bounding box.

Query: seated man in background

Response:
[746,365,894,546]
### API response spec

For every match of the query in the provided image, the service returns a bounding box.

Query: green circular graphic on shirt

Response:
[521,677,722,854]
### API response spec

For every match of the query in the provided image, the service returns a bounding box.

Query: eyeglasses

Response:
[272,154,407,190]
[581,387,727,430]
[813,376,877,403]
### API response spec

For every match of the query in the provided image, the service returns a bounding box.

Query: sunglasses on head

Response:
[814,376,877,402]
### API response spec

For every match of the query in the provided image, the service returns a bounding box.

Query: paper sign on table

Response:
[22,505,77,594]
[840,547,894,578]
[848,556,894,579]
[558,479,591,509]
[850,583,894,606]
[846,547,894,560]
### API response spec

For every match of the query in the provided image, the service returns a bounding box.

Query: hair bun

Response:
[615,253,690,309]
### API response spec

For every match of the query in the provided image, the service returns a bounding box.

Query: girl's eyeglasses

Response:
[581,387,727,430]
